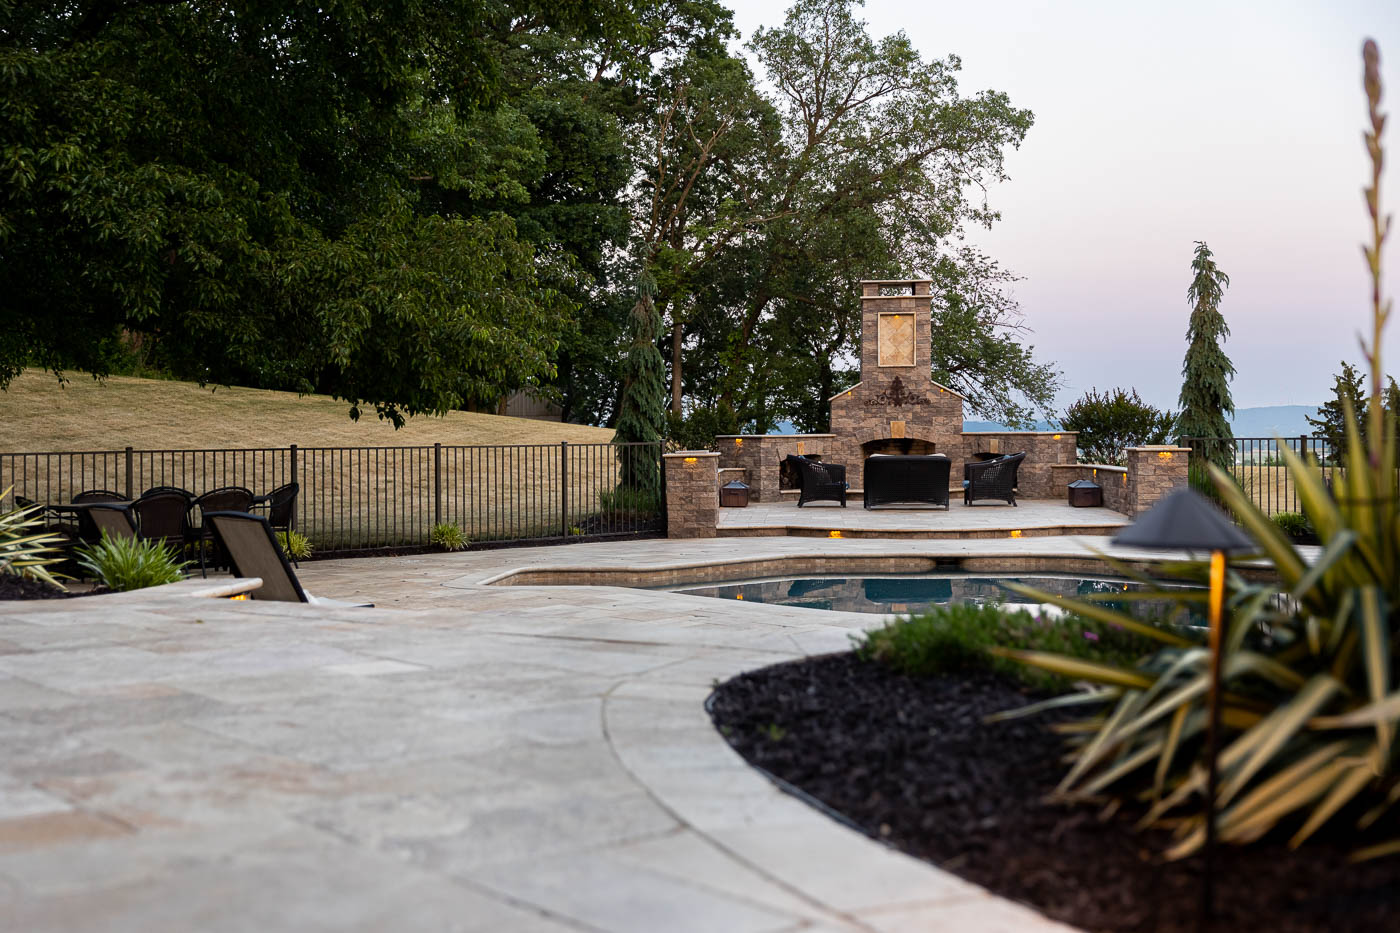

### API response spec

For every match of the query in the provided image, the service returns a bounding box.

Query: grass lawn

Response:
[0,370,613,452]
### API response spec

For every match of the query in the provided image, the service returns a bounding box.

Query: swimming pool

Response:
[667,572,1197,615]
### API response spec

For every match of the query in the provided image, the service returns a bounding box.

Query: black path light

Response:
[1113,487,1255,927]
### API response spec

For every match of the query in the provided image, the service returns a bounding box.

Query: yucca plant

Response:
[77,532,189,592]
[993,41,1400,861]
[0,486,68,589]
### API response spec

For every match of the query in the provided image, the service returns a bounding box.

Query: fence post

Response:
[560,441,569,539]
[124,446,134,499]
[433,442,442,529]
[288,444,298,534]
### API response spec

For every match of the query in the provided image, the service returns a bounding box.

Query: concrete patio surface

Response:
[0,534,1207,932]
[717,497,1129,538]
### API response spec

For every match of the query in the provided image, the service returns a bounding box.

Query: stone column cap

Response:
[1126,445,1191,451]
[663,450,720,459]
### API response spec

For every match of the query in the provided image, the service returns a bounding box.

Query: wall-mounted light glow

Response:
[736,593,744,600]
[1158,451,1174,460]
[828,530,843,538]
[1053,434,1062,440]
[684,457,698,463]
[734,438,743,447]
[228,593,249,601]
[1009,530,1023,538]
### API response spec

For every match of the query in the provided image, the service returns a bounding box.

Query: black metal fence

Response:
[0,442,665,551]
[1179,436,1337,515]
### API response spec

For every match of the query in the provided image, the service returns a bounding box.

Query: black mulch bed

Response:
[0,574,78,600]
[709,652,1400,933]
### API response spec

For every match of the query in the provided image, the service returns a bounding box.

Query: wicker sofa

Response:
[863,454,951,509]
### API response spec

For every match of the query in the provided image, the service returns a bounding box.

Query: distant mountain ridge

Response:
[773,405,1323,438]
[962,405,1322,439]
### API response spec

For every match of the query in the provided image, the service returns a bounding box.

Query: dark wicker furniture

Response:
[252,481,301,564]
[72,489,130,504]
[863,455,951,509]
[189,486,255,576]
[131,490,191,552]
[784,455,848,507]
[964,452,1025,506]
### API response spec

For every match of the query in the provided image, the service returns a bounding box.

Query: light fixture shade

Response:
[1113,487,1256,552]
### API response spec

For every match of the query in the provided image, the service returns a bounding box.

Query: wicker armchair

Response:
[784,455,848,507]
[189,486,255,576]
[131,490,192,553]
[963,452,1025,506]
[252,482,300,564]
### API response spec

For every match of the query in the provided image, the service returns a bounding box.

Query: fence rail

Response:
[0,442,665,551]
[1179,435,1337,516]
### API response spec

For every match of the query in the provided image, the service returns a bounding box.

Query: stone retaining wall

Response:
[663,451,718,539]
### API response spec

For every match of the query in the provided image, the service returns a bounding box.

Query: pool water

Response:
[668,573,1196,616]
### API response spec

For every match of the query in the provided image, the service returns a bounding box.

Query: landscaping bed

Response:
[0,575,78,600]
[709,652,1400,933]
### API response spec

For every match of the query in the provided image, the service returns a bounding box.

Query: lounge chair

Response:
[964,452,1026,506]
[82,503,138,541]
[783,455,848,507]
[203,511,370,606]
[863,454,951,509]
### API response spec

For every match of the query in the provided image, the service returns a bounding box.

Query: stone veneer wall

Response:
[1048,446,1191,517]
[716,434,836,502]
[1050,464,1131,514]
[663,451,718,538]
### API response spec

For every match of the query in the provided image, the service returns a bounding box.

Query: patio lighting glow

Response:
[1009,529,1022,538]
[828,530,843,538]
[684,457,698,463]
[1158,451,1174,460]
[1053,434,1061,440]
[734,438,743,446]
[228,593,249,601]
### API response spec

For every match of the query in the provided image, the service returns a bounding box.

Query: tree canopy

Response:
[2,0,1057,431]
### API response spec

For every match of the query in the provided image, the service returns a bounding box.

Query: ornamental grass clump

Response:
[77,532,189,592]
[0,487,67,589]
[430,522,468,551]
[994,41,1400,860]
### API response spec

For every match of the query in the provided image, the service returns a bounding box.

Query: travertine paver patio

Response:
[717,497,1129,537]
[0,535,1198,932]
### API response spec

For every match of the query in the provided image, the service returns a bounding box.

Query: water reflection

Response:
[672,574,1197,617]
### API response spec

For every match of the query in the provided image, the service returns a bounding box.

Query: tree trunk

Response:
[670,322,683,414]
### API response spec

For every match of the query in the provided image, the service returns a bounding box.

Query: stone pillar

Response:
[664,451,719,538]
[1125,445,1191,516]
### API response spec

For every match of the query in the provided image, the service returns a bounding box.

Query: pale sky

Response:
[728,0,1400,413]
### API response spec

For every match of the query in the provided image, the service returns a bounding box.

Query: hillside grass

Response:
[1,371,636,547]
[0,370,613,451]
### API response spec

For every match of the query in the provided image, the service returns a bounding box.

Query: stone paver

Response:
[718,496,1129,535]
[0,534,1193,932]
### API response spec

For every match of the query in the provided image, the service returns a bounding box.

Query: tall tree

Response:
[0,0,610,425]
[613,269,667,489]
[1177,241,1236,467]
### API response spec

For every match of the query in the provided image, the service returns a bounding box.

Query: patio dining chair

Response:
[72,489,130,504]
[131,490,192,555]
[203,511,370,607]
[251,482,300,564]
[189,486,255,576]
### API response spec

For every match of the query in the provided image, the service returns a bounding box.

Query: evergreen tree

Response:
[1306,361,1400,464]
[1177,241,1236,468]
[614,269,667,490]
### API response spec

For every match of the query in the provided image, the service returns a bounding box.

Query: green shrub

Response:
[1270,511,1311,538]
[430,522,468,551]
[77,532,188,592]
[278,530,313,560]
[857,601,1160,691]
[1059,387,1178,465]
[0,487,68,589]
[665,403,742,452]
[598,485,660,514]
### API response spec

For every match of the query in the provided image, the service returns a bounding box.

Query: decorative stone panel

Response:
[663,451,719,538]
[1125,445,1191,516]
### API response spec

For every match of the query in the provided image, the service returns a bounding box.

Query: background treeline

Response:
[1,0,1055,430]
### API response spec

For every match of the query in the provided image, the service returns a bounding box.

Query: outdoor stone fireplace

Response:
[716,278,1080,502]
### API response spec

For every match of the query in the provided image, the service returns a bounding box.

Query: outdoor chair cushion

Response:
[863,454,951,510]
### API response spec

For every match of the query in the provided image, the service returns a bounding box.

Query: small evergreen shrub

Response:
[278,530,313,560]
[1270,511,1311,538]
[430,522,468,551]
[598,485,660,514]
[77,532,188,592]
[856,601,1159,691]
